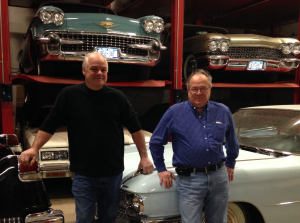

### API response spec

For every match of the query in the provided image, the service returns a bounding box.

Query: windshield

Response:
[233,109,300,154]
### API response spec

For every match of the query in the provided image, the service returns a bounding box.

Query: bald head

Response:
[82,52,108,72]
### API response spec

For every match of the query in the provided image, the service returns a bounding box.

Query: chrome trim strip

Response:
[0,155,16,162]
[25,209,64,223]
[0,167,15,176]
[266,201,300,207]
[37,29,161,42]
[239,143,300,156]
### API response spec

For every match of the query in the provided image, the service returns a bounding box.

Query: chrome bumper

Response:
[206,55,299,72]
[25,209,64,223]
[36,34,166,66]
[39,162,73,178]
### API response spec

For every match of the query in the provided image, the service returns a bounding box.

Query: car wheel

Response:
[202,203,250,223]
[183,54,197,81]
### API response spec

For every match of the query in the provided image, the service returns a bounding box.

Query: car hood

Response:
[226,34,299,48]
[26,126,68,148]
[123,143,274,180]
[33,13,162,40]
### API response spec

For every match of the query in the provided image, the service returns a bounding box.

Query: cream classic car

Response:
[152,24,300,82]
[23,106,153,179]
[117,104,300,223]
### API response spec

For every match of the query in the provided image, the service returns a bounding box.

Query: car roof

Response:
[240,104,300,111]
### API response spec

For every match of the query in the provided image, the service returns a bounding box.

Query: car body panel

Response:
[0,145,64,222]
[119,105,300,222]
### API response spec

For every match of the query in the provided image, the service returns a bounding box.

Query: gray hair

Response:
[82,52,108,71]
[187,69,212,89]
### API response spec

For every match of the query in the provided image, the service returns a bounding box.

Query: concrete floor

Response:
[44,178,76,223]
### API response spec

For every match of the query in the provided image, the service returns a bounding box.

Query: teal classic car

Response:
[118,105,300,223]
[18,2,166,79]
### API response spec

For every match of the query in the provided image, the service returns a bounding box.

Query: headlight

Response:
[153,21,164,33]
[53,13,64,26]
[281,44,291,54]
[41,150,68,160]
[220,41,229,52]
[143,19,164,33]
[292,44,300,54]
[143,20,154,33]
[39,10,53,24]
[208,40,218,51]
[38,7,64,26]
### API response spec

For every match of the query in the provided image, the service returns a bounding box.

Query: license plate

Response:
[47,172,65,177]
[97,47,119,59]
[248,61,264,70]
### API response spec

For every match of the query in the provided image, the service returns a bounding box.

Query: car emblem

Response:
[93,21,120,29]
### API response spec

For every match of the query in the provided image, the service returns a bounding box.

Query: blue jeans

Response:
[177,165,229,223]
[72,173,122,223]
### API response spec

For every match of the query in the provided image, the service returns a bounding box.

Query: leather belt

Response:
[192,161,224,173]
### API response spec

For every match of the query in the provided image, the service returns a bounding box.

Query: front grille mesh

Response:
[208,47,296,60]
[51,32,152,56]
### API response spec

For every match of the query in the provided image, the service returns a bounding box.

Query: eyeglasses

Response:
[190,87,210,93]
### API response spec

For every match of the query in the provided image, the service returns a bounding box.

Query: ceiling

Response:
[118,0,300,30]
[8,0,300,31]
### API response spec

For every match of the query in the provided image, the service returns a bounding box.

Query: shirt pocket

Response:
[214,123,226,143]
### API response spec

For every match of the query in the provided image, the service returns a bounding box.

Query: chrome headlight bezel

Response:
[41,150,68,161]
[208,40,218,51]
[291,44,300,55]
[143,19,164,33]
[38,8,64,26]
[281,44,291,55]
[220,41,230,52]
[208,39,230,52]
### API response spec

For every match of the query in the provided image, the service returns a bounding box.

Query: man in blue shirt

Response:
[149,69,239,223]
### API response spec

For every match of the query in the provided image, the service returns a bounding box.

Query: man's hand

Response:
[158,170,176,189]
[138,157,154,174]
[19,148,38,166]
[226,166,234,182]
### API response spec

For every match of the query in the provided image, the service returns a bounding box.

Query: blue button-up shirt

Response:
[149,100,239,172]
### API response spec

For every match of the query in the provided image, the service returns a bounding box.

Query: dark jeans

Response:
[72,173,123,223]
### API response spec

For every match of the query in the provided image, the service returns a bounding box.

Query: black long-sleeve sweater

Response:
[40,83,141,177]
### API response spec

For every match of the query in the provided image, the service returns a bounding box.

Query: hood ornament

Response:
[93,21,120,29]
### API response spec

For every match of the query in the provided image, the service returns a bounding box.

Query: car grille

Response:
[52,32,152,56]
[208,47,296,60]
[40,163,69,171]
[115,190,182,223]
[0,217,22,223]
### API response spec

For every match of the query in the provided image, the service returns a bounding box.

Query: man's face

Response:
[82,54,108,90]
[188,74,211,109]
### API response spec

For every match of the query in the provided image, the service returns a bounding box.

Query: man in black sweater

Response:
[19,52,154,223]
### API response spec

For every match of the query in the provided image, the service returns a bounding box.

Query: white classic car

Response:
[117,105,300,223]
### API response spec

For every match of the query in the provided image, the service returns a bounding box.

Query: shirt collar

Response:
[187,100,210,111]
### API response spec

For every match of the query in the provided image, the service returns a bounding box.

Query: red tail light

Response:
[0,134,19,146]
[7,134,19,145]
[20,161,38,172]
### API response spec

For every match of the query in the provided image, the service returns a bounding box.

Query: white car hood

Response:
[123,143,273,177]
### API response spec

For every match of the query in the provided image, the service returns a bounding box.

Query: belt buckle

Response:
[205,167,209,173]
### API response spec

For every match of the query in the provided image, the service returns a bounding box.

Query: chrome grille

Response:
[40,163,69,171]
[208,47,296,60]
[54,32,151,56]
[115,190,182,223]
